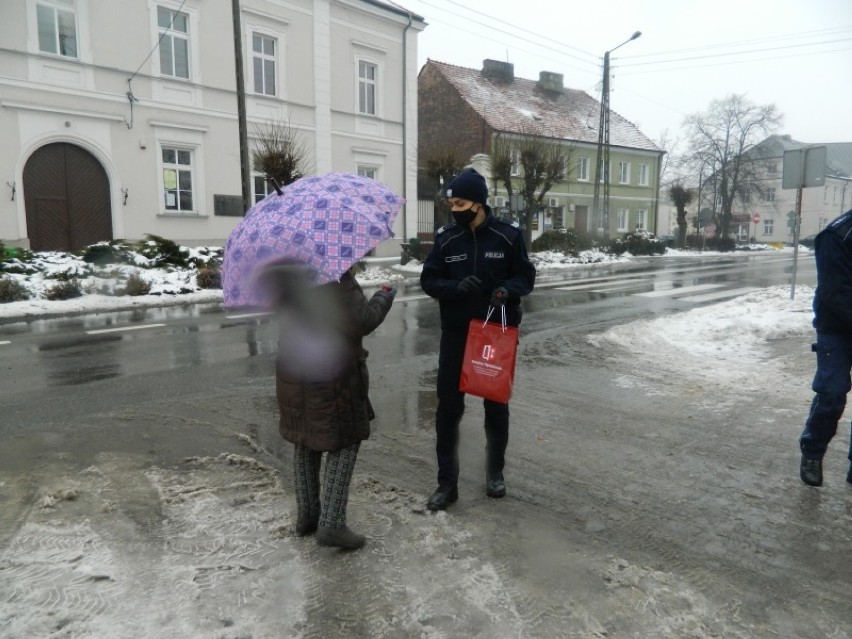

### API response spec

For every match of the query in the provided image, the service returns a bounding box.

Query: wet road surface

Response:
[3,252,849,638]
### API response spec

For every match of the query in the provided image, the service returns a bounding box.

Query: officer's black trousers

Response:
[434,329,510,487]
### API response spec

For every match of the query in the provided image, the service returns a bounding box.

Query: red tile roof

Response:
[427,59,661,153]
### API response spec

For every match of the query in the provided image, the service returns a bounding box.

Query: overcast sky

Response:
[403,0,852,151]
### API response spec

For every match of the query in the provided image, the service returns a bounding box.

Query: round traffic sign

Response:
[753,214,760,224]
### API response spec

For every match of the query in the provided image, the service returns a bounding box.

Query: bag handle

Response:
[484,305,508,332]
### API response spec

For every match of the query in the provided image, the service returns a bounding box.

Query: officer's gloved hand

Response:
[490,286,509,307]
[456,275,482,296]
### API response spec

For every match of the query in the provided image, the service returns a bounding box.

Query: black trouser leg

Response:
[435,330,466,486]
[483,399,509,479]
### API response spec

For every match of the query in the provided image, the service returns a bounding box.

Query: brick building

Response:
[418,59,663,240]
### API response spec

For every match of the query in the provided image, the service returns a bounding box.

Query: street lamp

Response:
[592,30,641,237]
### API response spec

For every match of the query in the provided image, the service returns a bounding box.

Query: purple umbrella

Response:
[222,172,405,308]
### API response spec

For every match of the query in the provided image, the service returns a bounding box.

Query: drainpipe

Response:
[402,10,413,242]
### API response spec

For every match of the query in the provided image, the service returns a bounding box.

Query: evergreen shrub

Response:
[0,278,29,302]
[196,267,222,289]
[44,280,83,300]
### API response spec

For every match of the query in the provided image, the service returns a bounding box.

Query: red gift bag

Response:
[459,306,519,404]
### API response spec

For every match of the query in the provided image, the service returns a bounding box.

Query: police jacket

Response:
[420,208,536,332]
[813,208,852,335]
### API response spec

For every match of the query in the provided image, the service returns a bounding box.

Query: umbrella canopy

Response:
[222,172,404,308]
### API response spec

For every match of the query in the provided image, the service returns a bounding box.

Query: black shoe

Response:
[295,513,319,536]
[800,456,823,487]
[316,525,365,550]
[427,485,458,511]
[486,476,506,498]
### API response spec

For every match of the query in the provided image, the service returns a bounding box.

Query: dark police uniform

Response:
[421,208,536,488]
[799,208,852,484]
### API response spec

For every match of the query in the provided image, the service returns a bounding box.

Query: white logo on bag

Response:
[481,344,496,361]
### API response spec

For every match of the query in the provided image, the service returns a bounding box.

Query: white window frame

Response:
[763,187,776,202]
[617,208,629,232]
[251,32,277,97]
[618,161,630,184]
[36,0,78,58]
[358,59,378,116]
[252,173,272,203]
[157,4,191,80]
[160,145,196,213]
[577,156,589,182]
[763,218,774,235]
[636,209,648,230]
[357,165,378,179]
[510,149,521,177]
[352,147,386,182]
[638,163,649,186]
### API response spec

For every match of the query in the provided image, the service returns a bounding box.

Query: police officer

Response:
[799,208,852,487]
[420,168,536,510]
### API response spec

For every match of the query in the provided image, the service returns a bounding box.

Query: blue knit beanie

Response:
[446,168,488,205]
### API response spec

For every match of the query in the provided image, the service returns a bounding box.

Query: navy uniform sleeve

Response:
[500,228,536,301]
[815,223,852,329]
[420,232,461,300]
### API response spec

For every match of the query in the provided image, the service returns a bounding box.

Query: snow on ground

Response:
[588,285,815,407]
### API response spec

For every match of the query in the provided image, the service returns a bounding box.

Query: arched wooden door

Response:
[23,142,112,252]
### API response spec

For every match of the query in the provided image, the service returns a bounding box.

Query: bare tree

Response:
[668,182,695,248]
[422,149,467,231]
[491,132,571,247]
[683,95,781,248]
[251,118,310,190]
[656,129,679,185]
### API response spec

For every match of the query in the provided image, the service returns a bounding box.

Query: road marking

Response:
[0,340,10,346]
[86,323,167,335]
[633,283,723,298]
[556,279,649,292]
[225,312,272,320]
[678,287,760,303]
[589,282,662,293]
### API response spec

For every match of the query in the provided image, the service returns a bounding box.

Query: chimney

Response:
[538,71,563,93]
[482,59,514,83]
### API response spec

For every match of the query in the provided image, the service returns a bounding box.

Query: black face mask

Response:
[452,207,477,227]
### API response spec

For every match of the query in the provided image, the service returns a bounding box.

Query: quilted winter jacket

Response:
[813,208,852,335]
[275,272,393,451]
[420,208,536,332]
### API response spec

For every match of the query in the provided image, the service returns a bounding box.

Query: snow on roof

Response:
[358,0,424,21]
[427,60,661,152]
[749,135,852,178]
[824,142,852,178]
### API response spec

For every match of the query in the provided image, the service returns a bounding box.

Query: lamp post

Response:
[592,31,641,237]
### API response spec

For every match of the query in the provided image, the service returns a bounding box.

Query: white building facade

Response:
[0,0,424,254]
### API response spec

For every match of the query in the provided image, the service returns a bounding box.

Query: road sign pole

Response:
[791,186,803,300]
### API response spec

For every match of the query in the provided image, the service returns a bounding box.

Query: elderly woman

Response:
[269,263,396,550]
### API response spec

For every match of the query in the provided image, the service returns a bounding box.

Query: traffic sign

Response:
[753,214,760,224]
